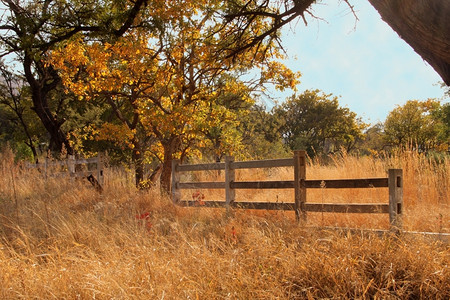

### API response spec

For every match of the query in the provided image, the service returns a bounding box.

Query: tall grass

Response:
[182,150,449,232]
[0,147,448,299]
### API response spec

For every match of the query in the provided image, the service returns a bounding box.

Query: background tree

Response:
[355,123,387,156]
[0,61,45,161]
[274,89,365,157]
[239,104,289,159]
[433,102,450,152]
[436,85,450,151]
[383,99,443,152]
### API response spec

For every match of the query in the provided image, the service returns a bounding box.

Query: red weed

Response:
[192,191,205,206]
[135,212,152,231]
[230,226,237,244]
[136,212,150,220]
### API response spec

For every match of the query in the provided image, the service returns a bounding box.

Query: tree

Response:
[50,1,299,191]
[274,89,365,156]
[0,61,43,160]
[219,0,450,85]
[383,99,443,152]
[239,104,289,159]
[431,102,450,152]
[356,123,387,156]
[436,85,450,149]
[198,79,254,162]
[0,0,149,155]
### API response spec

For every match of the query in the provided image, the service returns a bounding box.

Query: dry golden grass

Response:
[0,147,449,299]
[182,151,449,233]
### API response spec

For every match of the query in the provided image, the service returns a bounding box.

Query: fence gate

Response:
[26,153,104,192]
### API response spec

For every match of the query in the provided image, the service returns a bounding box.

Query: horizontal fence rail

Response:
[172,151,404,231]
[303,178,389,189]
[176,201,390,214]
[231,158,294,169]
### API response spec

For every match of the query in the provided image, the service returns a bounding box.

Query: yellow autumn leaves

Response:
[47,1,300,162]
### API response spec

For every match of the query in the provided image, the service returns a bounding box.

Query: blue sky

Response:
[268,1,447,125]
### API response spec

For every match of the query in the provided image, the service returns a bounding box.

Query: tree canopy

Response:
[274,89,365,157]
[384,99,448,152]
[48,1,299,190]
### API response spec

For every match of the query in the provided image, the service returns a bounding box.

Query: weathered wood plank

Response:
[27,157,100,168]
[225,156,236,204]
[317,226,450,244]
[177,200,295,210]
[178,200,227,208]
[389,169,403,231]
[231,158,294,169]
[30,161,66,168]
[177,200,389,213]
[177,162,225,172]
[231,202,295,210]
[96,153,104,186]
[303,178,388,189]
[72,157,100,164]
[294,150,307,222]
[305,203,389,213]
[178,182,226,189]
[178,178,388,190]
[230,181,295,189]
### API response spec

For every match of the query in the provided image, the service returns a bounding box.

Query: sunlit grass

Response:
[180,150,449,232]
[0,148,449,298]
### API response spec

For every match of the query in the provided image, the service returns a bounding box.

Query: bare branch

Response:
[222,0,316,59]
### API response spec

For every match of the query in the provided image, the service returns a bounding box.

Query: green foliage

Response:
[355,123,387,156]
[383,99,446,152]
[434,102,450,146]
[0,62,47,161]
[274,89,366,157]
[239,104,289,159]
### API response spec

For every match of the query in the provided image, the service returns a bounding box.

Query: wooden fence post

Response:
[44,158,48,179]
[172,159,181,203]
[294,150,307,223]
[68,155,75,177]
[97,152,104,186]
[388,169,403,232]
[225,156,235,206]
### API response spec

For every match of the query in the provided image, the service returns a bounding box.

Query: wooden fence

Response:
[172,150,404,231]
[26,153,104,190]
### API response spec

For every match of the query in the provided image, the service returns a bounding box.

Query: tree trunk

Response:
[160,152,172,195]
[368,0,450,85]
[30,89,73,155]
[160,137,181,194]
[23,55,73,155]
[132,148,145,188]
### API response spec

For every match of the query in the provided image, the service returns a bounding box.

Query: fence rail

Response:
[172,150,404,231]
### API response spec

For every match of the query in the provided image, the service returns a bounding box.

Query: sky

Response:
[266,1,447,125]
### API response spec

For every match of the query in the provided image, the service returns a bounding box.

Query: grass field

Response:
[0,148,448,299]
